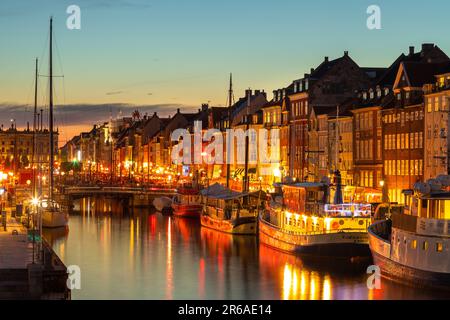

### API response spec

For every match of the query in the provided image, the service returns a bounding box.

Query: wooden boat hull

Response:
[171,203,202,218]
[259,218,370,258]
[368,221,450,290]
[201,214,257,235]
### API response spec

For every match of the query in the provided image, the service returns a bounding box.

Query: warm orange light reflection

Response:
[166,217,173,299]
[259,244,337,300]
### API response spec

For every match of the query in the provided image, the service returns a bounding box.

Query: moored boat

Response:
[42,18,68,229]
[368,176,450,290]
[153,196,173,214]
[171,186,202,218]
[259,171,372,259]
[200,183,265,235]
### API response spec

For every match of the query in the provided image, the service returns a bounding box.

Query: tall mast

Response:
[49,17,54,200]
[243,89,250,193]
[336,104,339,171]
[32,58,38,199]
[226,73,233,189]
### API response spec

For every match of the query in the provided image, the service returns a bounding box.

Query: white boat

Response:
[368,176,450,290]
[153,197,173,213]
[41,199,69,228]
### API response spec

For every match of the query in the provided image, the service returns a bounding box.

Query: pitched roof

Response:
[397,61,450,88]
[311,105,339,116]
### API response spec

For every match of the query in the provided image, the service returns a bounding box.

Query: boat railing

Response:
[259,214,281,229]
[368,220,391,243]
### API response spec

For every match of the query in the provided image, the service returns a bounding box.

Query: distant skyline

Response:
[1,0,450,142]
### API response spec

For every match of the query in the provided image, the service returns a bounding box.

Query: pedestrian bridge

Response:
[62,186,177,198]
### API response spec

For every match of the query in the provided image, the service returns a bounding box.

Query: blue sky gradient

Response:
[0,0,449,141]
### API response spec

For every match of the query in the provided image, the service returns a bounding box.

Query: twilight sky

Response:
[1,0,449,144]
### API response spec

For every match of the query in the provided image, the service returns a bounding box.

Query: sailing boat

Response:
[200,86,265,235]
[42,17,69,228]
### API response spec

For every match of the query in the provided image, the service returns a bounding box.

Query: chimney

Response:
[324,56,329,62]
[261,90,267,99]
[422,43,434,54]
[409,46,415,56]
[255,90,261,96]
[154,112,157,117]
[310,68,315,74]
[273,90,278,101]
[344,51,349,56]
[245,89,252,98]
[202,103,208,111]
[27,122,29,131]
[177,108,180,113]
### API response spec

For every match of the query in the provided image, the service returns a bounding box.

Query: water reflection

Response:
[43,197,449,300]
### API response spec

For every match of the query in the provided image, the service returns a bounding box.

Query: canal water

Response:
[43,197,448,300]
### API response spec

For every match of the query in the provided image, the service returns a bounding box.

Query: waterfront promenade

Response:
[0,217,33,269]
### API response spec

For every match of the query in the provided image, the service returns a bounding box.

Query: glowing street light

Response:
[31,198,39,206]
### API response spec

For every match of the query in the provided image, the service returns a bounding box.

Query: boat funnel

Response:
[333,170,343,205]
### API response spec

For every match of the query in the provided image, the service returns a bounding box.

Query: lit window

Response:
[422,241,428,251]
[411,240,417,249]
[436,243,443,253]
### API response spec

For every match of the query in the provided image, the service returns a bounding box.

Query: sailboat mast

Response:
[243,89,250,193]
[49,17,54,200]
[336,104,339,171]
[32,58,38,199]
[226,73,233,189]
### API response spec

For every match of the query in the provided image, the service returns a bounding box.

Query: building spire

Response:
[227,73,234,108]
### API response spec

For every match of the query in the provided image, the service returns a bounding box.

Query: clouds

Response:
[0,102,197,128]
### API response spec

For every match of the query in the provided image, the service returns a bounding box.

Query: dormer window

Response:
[377,88,382,98]
[362,92,367,100]
[304,80,309,91]
[384,88,389,95]
[299,81,303,92]
[293,83,298,93]
[369,90,374,99]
